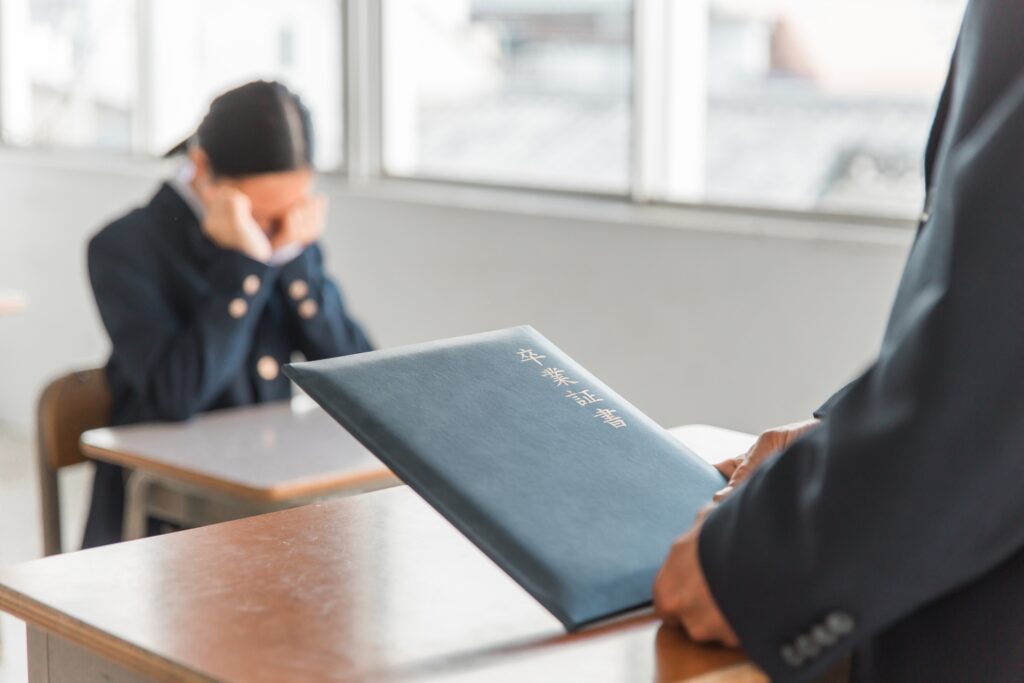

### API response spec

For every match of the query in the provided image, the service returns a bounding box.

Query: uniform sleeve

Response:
[698,75,1024,681]
[276,243,374,360]
[89,232,277,421]
[811,379,858,419]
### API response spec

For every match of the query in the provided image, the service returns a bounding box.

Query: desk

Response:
[81,398,400,538]
[0,291,25,316]
[0,485,764,683]
[81,400,751,541]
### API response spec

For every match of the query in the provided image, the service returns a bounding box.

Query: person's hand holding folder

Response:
[712,419,820,502]
[653,419,820,647]
[653,503,739,647]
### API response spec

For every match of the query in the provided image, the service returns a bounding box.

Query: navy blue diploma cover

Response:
[283,326,724,630]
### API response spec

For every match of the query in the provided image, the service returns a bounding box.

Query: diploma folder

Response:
[283,326,724,631]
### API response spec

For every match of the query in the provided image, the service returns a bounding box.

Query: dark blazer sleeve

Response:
[810,379,858,419]
[698,74,1024,681]
[277,243,374,360]
[89,227,276,421]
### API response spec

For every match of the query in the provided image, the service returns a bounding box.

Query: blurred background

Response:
[2,0,964,208]
[0,0,964,619]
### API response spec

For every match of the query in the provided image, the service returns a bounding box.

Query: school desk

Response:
[80,397,401,539]
[0,483,764,683]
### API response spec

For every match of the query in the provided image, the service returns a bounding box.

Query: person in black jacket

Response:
[83,81,373,549]
[652,1,1024,681]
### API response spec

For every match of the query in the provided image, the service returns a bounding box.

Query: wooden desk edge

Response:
[682,662,768,683]
[0,584,215,683]
[79,441,399,503]
[1,579,765,683]
[76,421,739,503]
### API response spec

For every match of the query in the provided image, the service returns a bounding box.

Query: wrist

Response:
[242,240,273,264]
[205,248,275,298]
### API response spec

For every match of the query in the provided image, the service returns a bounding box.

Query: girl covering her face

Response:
[82,81,374,548]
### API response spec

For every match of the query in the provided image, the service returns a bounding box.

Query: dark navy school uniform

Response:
[83,181,373,548]
[699,1,1024,680]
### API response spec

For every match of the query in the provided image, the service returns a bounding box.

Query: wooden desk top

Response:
[0,291,26,316]
[0,487,764,683]
[80,400,752,506]
[80,397,399,502]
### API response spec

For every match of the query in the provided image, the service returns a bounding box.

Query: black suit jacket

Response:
[700,1,1024,680]
[83,182,373,547]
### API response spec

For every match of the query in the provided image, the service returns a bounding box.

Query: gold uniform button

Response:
[257,356,279,381]
[242,274,261,295]
[298,299,319,319]
[228,298,248,319]
[288,279,309,301]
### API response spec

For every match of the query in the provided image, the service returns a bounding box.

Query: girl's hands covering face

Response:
[199,184,273,263]
[272,193,327,252]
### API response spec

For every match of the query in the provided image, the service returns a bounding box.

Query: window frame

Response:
[0,0,936,225]
[365,0,934,222]
[371,0,637,200]
[0,0,351,175]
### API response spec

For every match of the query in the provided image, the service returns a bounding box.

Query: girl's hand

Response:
[199,185,273,263]
[272,193,327,252]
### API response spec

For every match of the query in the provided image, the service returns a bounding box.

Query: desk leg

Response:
[123,471,276,541]
[27,627,46,682]
[27,627,149,683]
[122,471,155,541]
[121,471,402,542]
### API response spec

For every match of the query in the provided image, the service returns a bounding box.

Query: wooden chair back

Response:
[37,368,111,554]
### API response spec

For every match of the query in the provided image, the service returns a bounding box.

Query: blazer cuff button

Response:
[826,611,856,636]
[228,298,248,319]
[298,299,319,320]
[780,644,803,668]
[289,279,309,301]
[257,356,280,381]
[242,274,261,296]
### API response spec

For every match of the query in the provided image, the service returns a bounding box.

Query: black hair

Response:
[165,80,315,177]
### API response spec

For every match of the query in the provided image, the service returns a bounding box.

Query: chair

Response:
[37,368,111,555]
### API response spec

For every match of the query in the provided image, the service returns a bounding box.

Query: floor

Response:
[0,427,92,683]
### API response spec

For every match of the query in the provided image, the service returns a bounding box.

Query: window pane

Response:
[144,0,343,170]
[384,0,633,193]
[0,0,137,151]
[664,0,967,217]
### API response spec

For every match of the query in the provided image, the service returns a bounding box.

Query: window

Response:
[383,0,633,194]
[383,0,965,216]
[0,0,344,169]
[1,0,969,218]
[663,0,968,217]
[142,0,344,170]
[0,0,138,151]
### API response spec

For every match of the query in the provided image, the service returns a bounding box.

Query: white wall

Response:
[0,148,912,438]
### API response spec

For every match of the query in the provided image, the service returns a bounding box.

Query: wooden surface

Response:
[0,484,763,683]
[0,291,26,316]
[80,397,399,501]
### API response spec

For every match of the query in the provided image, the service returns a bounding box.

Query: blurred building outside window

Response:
[0,0,137,151]
[142,0,343,169]
[383,0,966,217]
[696,0,967,216]
[1,0,968,218]
[0,0,344,169]
[383,0,634,193]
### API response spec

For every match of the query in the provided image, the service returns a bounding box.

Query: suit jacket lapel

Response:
[918,43,959,231]
[924,56,956,193]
